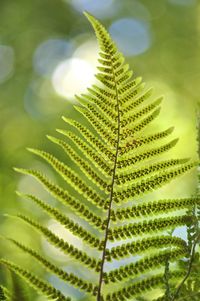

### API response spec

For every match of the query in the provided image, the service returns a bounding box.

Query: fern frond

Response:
[104,248,187,284]
[109,215,192,241]
[121,97,162,127]
[119,127,175,156]
[121,107,161,139]
[0,286,7,301]
[111,197,199,222]
[14,214,100,270]
[76,102,117,133]
[87,81,144,109]
[118,82,145,106]
[76,94,117,122]
[1,260,70,301]
[115,158,189,185]
[17,192,100,248]
[60,117,114,160]
[8,11,198,301]
[107,236,187,260]
[122,87,153,113]
[74,106,116,147]
[47,135,110,191]
[113,162,197,203]
[14,167,103,229]
[117,139,179,170]
[118,78,142,98]
[48,132,112,177]
[105,271,185,301]
[7,238,96,295]
[26,149,107,209]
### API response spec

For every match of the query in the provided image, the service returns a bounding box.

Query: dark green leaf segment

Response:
[1,12,198,301]
[0,286,6,301]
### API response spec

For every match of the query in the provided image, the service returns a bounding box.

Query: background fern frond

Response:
[0,286,7,301]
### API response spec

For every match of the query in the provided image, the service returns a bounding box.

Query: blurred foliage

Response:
[0,0,200,300]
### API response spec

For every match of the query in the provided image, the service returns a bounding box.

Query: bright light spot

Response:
[73,39,98,65]
[0,45,15,84]
[52,58,96,99]
[33,39,74,76]
[109,18,151,56]
[70,0,118,18]
[168,0,196,5]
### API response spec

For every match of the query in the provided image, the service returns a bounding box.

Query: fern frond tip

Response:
[56,128,65,135]
[15,190,24,198]
[26,147,36,154]
[13,167,27,175]
[46,135,59,144]
[136,76,143,84]
[61,116,74,126]
[83,11,98,24]
[168,126,175,134]
[171,138,179,147]
[3,213,16,219]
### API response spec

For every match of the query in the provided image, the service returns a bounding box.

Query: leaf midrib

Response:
[96,55,121,301]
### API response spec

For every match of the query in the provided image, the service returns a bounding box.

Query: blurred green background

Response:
[0,0,200,300]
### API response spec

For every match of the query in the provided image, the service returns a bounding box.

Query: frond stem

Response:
[171,239,197,301]
[96,60,121,301]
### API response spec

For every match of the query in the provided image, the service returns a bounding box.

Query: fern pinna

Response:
[1,12,198,301]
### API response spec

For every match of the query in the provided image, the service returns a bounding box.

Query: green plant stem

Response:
[96,63,121,301]
[163,256,172,300]
[171,240,197,301]
[163,229,174,299]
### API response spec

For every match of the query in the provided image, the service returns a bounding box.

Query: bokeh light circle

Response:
[33,39,74,77]
[69,0,118,18]
[52,58,96,99]
[109,18,151,56]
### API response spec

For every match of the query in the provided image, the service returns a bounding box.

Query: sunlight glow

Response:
[52,58,96,99]
[52,40,98,100]
[33,39,74,77]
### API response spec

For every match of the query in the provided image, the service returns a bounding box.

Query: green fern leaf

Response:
[105,271,185,301]
[17,192,100,248]
[7,238,96,295]
[12,214,100,270]
[111,197,199,222]
[3,11,199,301]
[1,260,70,301]
[107,236,187,260]
[0,286,6,301]
[14,167,103,228]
